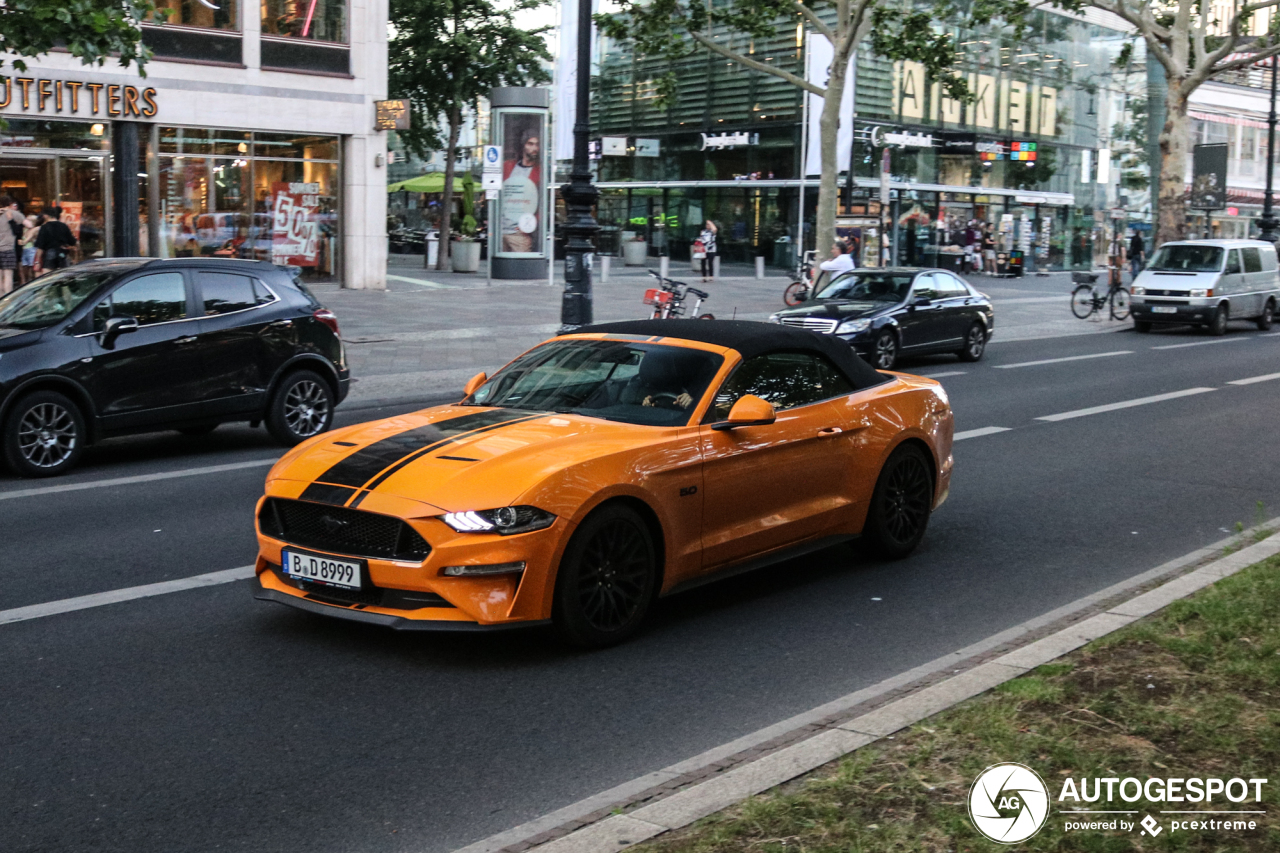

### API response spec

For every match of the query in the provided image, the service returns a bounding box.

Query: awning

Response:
[387,173,468,193]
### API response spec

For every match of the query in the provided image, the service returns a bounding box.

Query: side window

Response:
[200,271,259,315]
[95,272,188,330]
[935,273,968,296]
[1242,247,1263,273]
[712,352,831,419]
[1225,250,1242,275]
[814,356,855,398]
[911,274,937,301]
[252,279,277,305]
[1260,246,1278,271]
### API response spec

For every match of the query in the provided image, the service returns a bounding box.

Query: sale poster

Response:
[270,182,320,266]
[60,201,83,240]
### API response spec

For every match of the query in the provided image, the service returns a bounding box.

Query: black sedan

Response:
[770,267,994,370]
[0,258,350,477]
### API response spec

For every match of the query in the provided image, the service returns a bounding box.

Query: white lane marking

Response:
[0,566,256,627]
[994,350,1133,369]
[0,458,277,502]
[918,370,967,379]
[386,274,451,289]
[1150,338,1244,350]
[1036,387,1216,422]
[1262,332,1280,337]
[954,426,1012,441]
[1228,372,1280,385]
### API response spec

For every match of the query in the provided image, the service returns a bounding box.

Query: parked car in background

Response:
[770,268,994,370]
[1130,239,1278,334]
[0,258,349,477]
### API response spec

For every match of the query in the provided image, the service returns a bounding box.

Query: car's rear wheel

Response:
[956,322,986,362]
[863,444,933,559]
[1258,299,1275,331]
[266,370,334,446]
[3,390,86,478]
[872,329,899,370]
[553,504,658,648]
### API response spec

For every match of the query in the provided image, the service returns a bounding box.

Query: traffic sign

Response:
[482,145,501,173]
[483,173,502,191]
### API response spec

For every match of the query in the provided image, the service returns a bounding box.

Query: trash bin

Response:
[426,236,439,268]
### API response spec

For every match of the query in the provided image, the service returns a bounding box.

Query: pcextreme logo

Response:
[968,763,1051,844]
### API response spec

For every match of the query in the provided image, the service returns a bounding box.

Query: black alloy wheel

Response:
[553,504,658,648]
[957,322,987,362]
[1207,305,1229,336]
[873,329,899,370]
[3,390,87,478]
[863,444,934,559]
[266,370,335,446]
[1258,300,1275,331]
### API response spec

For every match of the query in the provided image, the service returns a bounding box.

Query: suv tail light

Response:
[313,308,340,336]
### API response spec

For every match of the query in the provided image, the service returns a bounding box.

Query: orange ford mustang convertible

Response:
[254,320,954,646]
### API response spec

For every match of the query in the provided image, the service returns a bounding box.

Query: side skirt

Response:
[663,534,857,597]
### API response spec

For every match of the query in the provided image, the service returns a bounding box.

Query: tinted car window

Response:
[0,267,117,330]
[96,273,187,328]
[911,274,937,301]
[815,272,913,301]
[200,272,261,315]
[934,273,969,295]
[1242,247,1263,273]
[712,352,839,419]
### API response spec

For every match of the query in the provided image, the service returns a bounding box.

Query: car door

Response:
[1221,249,1243,310]
[698,351,853,571]
[80,270,207,430]
[194,270,288,414]
[930,272,974,344]
[898,274,947,352]
[1240,247,1264,316]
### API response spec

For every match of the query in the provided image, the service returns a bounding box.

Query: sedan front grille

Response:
[259,497,431,561]
[778,316,839,334]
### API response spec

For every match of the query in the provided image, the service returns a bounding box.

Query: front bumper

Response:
[254,585,548,631]
[1131,301,1213,324]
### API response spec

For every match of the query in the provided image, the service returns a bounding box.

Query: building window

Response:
[261,0,347,43]
[154,0,239,30]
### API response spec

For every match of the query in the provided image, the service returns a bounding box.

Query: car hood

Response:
[1137,270,1220,290]
[269,405,667,514]
[0,326,43,350]
[777,300,899,321]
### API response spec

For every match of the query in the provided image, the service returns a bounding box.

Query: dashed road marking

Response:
[919,371,967,379]
[994,350,1133,369]
[386,274,452,288]
[0,459,277,502]
[1227,372,1280,385]
[954,426,1012,441]
[1036,387,1216,422]
[1150,338,1244,350]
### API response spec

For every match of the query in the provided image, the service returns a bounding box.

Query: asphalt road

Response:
[3,322,1279,853]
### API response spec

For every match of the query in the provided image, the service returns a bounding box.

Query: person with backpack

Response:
[34,206,77,273]
[0,196,25,295]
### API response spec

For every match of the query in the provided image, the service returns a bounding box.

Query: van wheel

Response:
[1207,305,1229,336]
[3,390,87,478]
[1258,300,1275,331]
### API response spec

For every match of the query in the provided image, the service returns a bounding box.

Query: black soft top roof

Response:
[573,319,889,390]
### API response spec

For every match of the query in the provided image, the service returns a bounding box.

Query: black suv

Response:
[0,258,350,477]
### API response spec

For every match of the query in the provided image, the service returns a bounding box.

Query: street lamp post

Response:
[1259,58,1279,243]
[558,0,599,332]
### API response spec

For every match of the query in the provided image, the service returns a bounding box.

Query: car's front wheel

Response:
[862,444,934,559]
[3,390,87,478]
[266,370,334,446]
[872,329,899,370]
[553,504,658,648]
[1207,305,1229,336]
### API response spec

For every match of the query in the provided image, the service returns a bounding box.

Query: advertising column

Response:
[489,87,550,280]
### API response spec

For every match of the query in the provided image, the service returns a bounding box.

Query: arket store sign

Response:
[0,76,159,118]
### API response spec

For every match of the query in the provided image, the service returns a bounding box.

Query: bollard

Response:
[755,256,765,279]
[659,255,669,281]
[600,255,610,283]
[713,254,721,280]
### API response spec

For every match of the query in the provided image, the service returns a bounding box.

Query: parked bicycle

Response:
[783,249,819,306]
[1071,271,1131,321]
[644,271,714,319]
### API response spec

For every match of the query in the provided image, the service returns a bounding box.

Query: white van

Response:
[1130,239,1279,334]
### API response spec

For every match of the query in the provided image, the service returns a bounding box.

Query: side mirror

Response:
[462,371,487,398]
[712,394,776,430]
[101,315,138,347]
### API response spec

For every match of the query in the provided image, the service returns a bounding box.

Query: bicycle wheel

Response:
[783,281,807,306]
[1110,287,1131,320]
[1071,285,1096,319]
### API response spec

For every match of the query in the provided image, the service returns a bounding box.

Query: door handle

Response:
[175,336,198,345]
[817,427,843,437]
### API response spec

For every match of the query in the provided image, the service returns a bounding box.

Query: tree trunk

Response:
[434,103,462,270]
[1156,88,1190,247]
[814,52,849,255]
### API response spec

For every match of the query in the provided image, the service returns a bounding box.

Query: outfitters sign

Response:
[0,76,158,118]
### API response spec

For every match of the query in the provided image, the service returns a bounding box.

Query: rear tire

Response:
[3,390,87,478]
[552,504,658,648]
[783,281,807,306]
[862,444,934,560]
[1207,305,1229,336]
[1071,285,1095,319]
[1258,299,1275,331]
[1133,320,1152,333]
[956,322,987,362]
[266,370,335,446]
[698,313,715,320]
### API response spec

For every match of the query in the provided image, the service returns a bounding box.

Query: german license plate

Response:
[1152,306,1178,314]
[282,549,363,590]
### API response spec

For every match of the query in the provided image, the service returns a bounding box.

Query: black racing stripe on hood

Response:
[298,483,359,506]
[311,410,534,488]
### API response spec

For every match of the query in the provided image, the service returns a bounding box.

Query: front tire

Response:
[266,370,335,446]
[552,504,658,648]
[1110,287,1131,320]
[956,322,987,362]
[1258,299,1275,331]
[1207,304,1229,336]
[872,329,899,370]
[783,282,807,306]
[3,390,87,478]
[1071,285,1096,319]
[862,444,934,559]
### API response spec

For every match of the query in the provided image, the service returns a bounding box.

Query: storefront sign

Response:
[601,136,628,156]
[700,132,757,150]
[60,201,83,240]
[270,182,321,267]
[0,76,157,118]
[892,62,1057,137]
[634,138,660,157]
[868,127,933,148]
[374,99,410,130]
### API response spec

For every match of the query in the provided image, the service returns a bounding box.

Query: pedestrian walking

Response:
[19,214,42,286]
[982,224,996,275]
[1128,230,1145,280]
[698,220,718,281]
[34,206,77,273]
[0,196,24,295]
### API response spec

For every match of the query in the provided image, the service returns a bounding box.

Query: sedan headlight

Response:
[1131,286,1145,295]
[836,318,872,335]
[768,313,780,323]
[442,505,557,535]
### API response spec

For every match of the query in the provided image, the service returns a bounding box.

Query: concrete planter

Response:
[452,240,481,272]
[623,241,649,266]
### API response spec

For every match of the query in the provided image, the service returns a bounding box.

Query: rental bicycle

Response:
[1070,272,1130,321]
[644,271,714,319]
[783,250,819,306]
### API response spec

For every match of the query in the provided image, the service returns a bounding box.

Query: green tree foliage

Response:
[2,0,162,73]
[388,0,551,267]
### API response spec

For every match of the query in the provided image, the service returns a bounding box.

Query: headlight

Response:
[1131,286,1145,295]
[768,313,780,323]
[1190,288,1212,297]
[836,318,872,335]
[442,505,557,535]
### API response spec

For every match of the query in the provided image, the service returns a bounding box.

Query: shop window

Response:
[159,156,211,258]
[260,39,350,75]
[252,159,339,281]
[143,0,242,64]
[253,133,338,161]
[153,0,239,30]
[159,128,252,156]
[261,0,347,43]
[0,119,108,152]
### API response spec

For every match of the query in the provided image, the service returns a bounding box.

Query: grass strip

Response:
[634,553,1280,852]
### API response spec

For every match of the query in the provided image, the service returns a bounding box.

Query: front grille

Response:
[1142,289,1189,297]
[778,316,839,334]
[259,497,431,561]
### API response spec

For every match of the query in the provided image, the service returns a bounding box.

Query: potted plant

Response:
[451,173,482,273]
[623,232,648,266]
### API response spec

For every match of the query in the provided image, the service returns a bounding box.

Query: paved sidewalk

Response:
[321,256,1127,407]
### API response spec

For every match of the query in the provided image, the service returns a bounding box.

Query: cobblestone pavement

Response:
[317,255,1128,407]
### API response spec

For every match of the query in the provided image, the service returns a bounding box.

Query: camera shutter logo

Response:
[968,763,1051,844]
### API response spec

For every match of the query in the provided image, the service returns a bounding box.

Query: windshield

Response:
[1148,245,1224,272]
[815,272,915,302]
[0,268,118,330]
[466,339,724,427]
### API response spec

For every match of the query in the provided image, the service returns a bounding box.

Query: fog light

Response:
[441,561,526,577]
